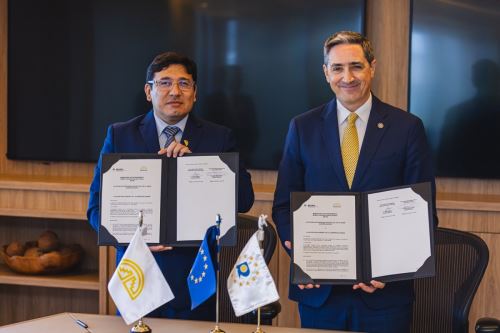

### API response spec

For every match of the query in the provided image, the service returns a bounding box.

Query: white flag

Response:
[108,227,174,325]
[227,232,279,317]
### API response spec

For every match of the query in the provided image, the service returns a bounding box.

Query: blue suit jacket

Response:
[272,96,436,310]
[87,111,254,313]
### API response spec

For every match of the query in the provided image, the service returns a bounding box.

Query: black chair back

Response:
[411,227,489,333]
[219,214,277,324]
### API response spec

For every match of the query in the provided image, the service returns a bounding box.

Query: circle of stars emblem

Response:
[190,248,209,284]
[230,253,263,287]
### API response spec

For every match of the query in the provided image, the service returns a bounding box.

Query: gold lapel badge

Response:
[377,122,384,129]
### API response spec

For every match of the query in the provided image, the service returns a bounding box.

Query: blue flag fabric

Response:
[187,225,218,309]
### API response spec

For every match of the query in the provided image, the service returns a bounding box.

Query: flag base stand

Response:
[253,307,265,333]
[210,325,225,333]
[130,319,152,333]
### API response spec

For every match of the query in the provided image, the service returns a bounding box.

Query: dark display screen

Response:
[410,0,500,179]
[7,0,365,169]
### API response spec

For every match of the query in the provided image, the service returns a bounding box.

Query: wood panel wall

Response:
[366,0,410,110]
[1,0,499,330]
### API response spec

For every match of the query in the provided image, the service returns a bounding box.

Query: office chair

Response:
[219,214,281,324]
[411,227,492,333]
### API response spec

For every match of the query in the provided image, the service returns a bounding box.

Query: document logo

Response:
[117,258,144,300]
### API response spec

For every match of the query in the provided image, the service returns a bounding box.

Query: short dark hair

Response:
[145,52,197,83]
[323,31,375,66]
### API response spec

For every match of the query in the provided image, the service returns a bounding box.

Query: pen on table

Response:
[76,319,88,329]
[68,313,92,333]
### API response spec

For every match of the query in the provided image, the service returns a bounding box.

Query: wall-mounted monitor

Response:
[410,0,500,179]
[7,0,365,169]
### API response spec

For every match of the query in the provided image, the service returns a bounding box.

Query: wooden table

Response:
[0,312,356,333]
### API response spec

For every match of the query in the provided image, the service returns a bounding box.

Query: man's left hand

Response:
[158,142,191,157]
[352,280,385,293]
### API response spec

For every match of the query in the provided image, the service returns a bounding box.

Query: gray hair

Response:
[323,31,375,66]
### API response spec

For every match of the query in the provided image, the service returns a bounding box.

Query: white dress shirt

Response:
[153,113,189,148]
[337,94,373,152]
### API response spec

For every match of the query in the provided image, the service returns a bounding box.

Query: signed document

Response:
[291,182,435,285]
[368,187,431,278]
[99,153,238,246]
[176,155,236,242]
[100,158,162,244]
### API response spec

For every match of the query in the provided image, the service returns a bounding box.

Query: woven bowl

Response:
[0,244,83,275]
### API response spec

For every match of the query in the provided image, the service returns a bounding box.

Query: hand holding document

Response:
[148,245,173,252]
[291,183,435,285]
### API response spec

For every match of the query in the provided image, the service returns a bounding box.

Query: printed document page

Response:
[368,187,431,278]
[101,159,162,243]
[176,155,236,241]
[293,195,357,280]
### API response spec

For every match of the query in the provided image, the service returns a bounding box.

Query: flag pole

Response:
[253,214,267,333]
[130,210,152,333]
[210,214,225,333]
[253,307,264,333]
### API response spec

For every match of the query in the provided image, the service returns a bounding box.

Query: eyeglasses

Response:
[147,79,195,91]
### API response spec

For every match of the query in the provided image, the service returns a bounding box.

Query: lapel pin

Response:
[377,122,384,129]
[183,139,189,147]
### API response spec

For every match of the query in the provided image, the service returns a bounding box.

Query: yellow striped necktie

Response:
[341,113,359,188]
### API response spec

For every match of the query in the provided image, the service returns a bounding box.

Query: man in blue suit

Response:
[272,31,436,332]
[87,52,254,320]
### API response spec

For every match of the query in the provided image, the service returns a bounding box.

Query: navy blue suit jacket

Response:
[272,96,436,310]
[87,111,254,313]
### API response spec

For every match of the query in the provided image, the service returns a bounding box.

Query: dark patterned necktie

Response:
[163,126,180,148]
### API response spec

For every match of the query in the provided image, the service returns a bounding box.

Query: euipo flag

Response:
[227,232,279,317]
[187,226,217,309]
[108,227,174,325]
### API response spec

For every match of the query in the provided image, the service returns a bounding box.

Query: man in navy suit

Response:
[272,31,436,332]
[87,52,254,320]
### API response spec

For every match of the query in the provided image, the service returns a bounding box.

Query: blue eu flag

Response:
[187,225,218,309]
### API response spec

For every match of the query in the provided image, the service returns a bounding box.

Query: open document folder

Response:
[291,182,435,285]
[98,153,238,247]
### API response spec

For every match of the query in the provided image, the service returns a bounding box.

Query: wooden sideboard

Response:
[0,174,110,325]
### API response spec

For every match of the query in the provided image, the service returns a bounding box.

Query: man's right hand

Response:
[149,245,173,252]
[285,240,320,290]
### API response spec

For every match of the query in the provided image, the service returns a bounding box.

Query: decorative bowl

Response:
[0,243,83,275]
